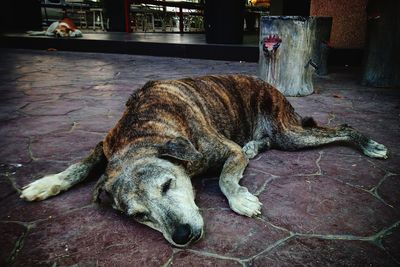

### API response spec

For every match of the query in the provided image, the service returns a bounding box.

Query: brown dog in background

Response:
[27,18,82,37]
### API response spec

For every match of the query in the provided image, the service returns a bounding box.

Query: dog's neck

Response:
[112,143,158,159]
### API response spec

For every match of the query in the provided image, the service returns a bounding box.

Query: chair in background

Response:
[65,0,88,29]
[90,8,105,31]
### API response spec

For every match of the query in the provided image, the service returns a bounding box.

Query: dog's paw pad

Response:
[362,140,388,159]
[20,175,64,201]
[228,187,262,217]
[243,142,258,159]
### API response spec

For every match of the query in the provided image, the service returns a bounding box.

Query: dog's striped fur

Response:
[20,75,388,247]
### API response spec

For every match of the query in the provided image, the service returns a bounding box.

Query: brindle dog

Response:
[20,75,388,247]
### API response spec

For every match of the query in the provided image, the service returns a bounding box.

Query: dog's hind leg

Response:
[218,140,262,217]
[274,120,388,159]
[20,141,107,201]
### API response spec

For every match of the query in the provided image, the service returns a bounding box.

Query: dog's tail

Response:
[20,141,107,201]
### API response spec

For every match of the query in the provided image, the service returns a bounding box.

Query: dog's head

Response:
[93,137,204,247]
[55,26,72,38]
[54,19,79,38]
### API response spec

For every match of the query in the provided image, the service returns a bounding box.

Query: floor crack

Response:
[252,173,279,197]
[4,222,34,267]
[244,233,296,263]
[368,172,398,209]
[183,248,245,265]
[161,250,175,267]
[325,174,395,209]
[369,220,400,248]
[255,216,291,234]
[27,137,39,162]
[0,163,24,194]
[293,151,323,177]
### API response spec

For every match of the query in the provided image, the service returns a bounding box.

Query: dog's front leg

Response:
[219,143,262,217]
[20,142,106,201]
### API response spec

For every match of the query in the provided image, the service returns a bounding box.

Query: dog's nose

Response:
[193,230,203,242]
[172,224,192,245]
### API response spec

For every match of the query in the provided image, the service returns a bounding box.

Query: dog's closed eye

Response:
[162,179,172,195]
[133,212,149,221]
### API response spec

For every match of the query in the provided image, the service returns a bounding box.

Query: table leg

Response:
[179,7,183,33]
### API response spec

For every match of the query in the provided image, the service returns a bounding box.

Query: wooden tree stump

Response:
[258,16,332,96]
[361,0,400,87]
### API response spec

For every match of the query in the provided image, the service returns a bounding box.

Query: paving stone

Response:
[0,178,14,201]
[1,159,100,222]
[0,163,22,200]
[11,159,71,188]
[241,167,275,196]
[0,160,99,223]
[87,98,127,116]
[0,86,26,100]
[0,136,31,164]
[0,222,26,267]
[22,85,83,96]
[288,94,355,120]
[16,72,61,83]
[0,180,95,222]
[66,100,122,133]
[15,93,60,104]
[63,88,128,102]
[193,176,228,210]
[321,143,373,157]
[21,98,86,116]
[259,176,399,236]
[248,150,321,177]
[339,114,399,143]
[251,237,398,266]
[0,115,73,138]
[378,175,400,209]
[350,93,400,115]
[193,169,272,211]
[13,206,173,267]
[0,99,30,121]
[191,209,288,259]
[30,130,104,161]
[364,133,400,175]
[91,83,136,93]
[71,115,119,134]
[318,153,386,190]
[67,105,110,121]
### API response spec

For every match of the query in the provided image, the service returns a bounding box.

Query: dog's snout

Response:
[172,224,192,245]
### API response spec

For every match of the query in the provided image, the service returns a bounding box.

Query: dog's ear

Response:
[160,137,202,162]
[92,174,107,203]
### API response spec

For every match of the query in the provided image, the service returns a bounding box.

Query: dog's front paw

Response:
[227,187,262,217]
[362,140,388,159]
[20,174,66,201]
[242,141,259,159]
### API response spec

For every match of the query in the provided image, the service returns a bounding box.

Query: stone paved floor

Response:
[0,48,399,267]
